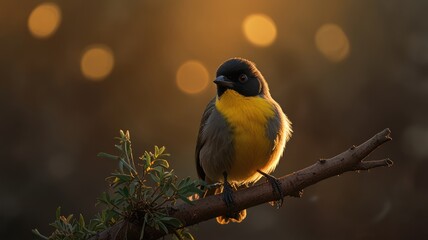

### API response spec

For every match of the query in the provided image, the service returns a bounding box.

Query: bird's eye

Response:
[238,74,248,83]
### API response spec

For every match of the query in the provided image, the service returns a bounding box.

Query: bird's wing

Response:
[195,98,216,180]
[266,101,292,149]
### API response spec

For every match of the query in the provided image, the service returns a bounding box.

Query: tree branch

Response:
[92,128,393,240]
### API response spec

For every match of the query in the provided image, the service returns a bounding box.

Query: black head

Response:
[214,58,270,97]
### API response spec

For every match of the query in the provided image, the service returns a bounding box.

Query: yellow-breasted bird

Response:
[195,58,292,224]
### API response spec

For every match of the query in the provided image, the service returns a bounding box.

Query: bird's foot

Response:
[257,170,284,209]
[221,172,240,220]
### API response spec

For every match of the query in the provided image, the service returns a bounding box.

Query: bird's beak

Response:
[213,75,234,88]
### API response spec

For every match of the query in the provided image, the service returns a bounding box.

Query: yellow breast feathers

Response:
[215,89,275,183]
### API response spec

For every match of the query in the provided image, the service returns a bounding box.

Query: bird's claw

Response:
[257,170,284,209]
[221,172,240,219]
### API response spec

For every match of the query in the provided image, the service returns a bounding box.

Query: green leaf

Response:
[165,188,175,197]
[158,146,166,155]
[32,229,49,240]
[79,214,85,227]
[161,217,182,228]
[150,166,164,174]
[111,173,133,182]
[118,159,124,173]
[97,192,112,206]
[97,152,119,160]
[157,221,169,234]
[119,158,135,173]
[140,213,149,240]
[118,187,129,198]
[154,159,169,169]
[178,177,191,188]
[125,130,130,140]
[114,144,123,151]
[149,173,160,183]
[154,145,160,158]
[66,214,74,222]
[182,231,195,240]
[129,181,137,197]
[144,152,151,167]
[56,206,61,220]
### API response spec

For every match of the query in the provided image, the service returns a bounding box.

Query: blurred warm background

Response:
[1,0,427,239]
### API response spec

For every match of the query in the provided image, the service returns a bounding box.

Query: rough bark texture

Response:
[92,128,393,240]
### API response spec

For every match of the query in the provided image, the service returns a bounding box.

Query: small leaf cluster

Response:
[33,130,205,240]
[32,207,110,240]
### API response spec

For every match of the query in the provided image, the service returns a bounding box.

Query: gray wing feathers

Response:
[195,98,216,180]
[196,99,234,183]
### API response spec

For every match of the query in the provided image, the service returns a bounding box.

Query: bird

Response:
[195,57,292,224]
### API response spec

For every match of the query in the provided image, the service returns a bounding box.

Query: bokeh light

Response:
[315,23,350,62]
[28,2,62,39]
[176,60,209,94]
[80,45,115,81]
[243,14,277,47]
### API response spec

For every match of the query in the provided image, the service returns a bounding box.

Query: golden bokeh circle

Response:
[28,2,62,39]
[176,60,209,94]
[243,14,277,47]
[315,23,350,62]
[80,45,115,81]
